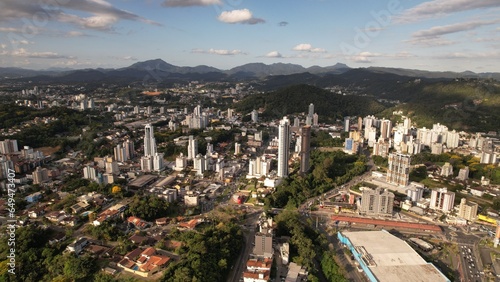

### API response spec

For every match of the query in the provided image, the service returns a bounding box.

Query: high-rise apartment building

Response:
[359,187,394,216]
[441,162,453,177]
[457,166,469,181]
[187,135,198,160]
[114,143,127,162]
[277,116,290,178]
[234,142,241,155]
[458,198,478,221]
[308,103,314,118]
[299,125,311,175]
[380,119,392,140]
[32,166,49,184]
[251,109,259,123]
[344,117,350,133]
[105,156,119,174]
[124,139,135,160]
[373,138,390,158]
[0,139,18,154]
[193,154,205,176]
[386,153,411,186]
[143,124,156,157]
[83,165,101,183]
[312,113,319,127]
[141,124,163,172]
[429,188,455,213]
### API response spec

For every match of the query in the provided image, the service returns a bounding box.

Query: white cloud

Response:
[122,56,138,61]
[191,48,246,55]
[396,0,500,23]
[292,43,326,53]
[348,51,415,63]
[405,37,456,46]
[217,9,265,24]
[406,19,499,46]
[84,15,119,29]
[10,48,75,59]
[433,50,500,60]
[66,31,86,37]
[351,51,380,63]
[162,0,222,7]
[0,0,161,32]
[0,26,42,35]
[53,60,94,67]
[58,13,120,31]
[111,55,138,61]
[412,20,499,39]
[393,51,415,58]
[10,39,33,45]
[265,51,282,58]
[0,27,23,33]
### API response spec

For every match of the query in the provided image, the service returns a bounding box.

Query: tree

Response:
[63,254,97,281]
[111,186,121,194]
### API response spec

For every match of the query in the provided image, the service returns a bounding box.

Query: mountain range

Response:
[2,59,499,84]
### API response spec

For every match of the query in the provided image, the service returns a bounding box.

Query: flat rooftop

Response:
[128,175,158,188]
[341,230,449,282]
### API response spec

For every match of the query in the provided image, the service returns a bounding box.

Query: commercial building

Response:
[337,230,449,282]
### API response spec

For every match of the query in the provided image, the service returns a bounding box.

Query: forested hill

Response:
[233,84,386,122]
[387,79,500,132]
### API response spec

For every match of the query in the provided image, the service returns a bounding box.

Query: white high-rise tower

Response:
[187,135,198,160]
[277,116,290,178]
[308,103,314,117]
[142,124,163,171]
[144,124,156,157]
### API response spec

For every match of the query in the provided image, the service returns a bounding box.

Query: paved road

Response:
[458,243,484,282]
[227,212,260,282]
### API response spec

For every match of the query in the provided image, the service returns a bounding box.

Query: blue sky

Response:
[0,0,499,72]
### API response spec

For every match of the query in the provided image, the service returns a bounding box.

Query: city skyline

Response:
[0,0,499,72]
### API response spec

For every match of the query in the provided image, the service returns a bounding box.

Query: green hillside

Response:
[390,79,500,131]
[234,84,386,122]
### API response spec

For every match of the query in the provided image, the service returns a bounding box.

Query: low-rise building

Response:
[66,237,89,254]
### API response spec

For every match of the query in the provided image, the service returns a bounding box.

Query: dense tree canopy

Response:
[268,150,367,208]
[234,84,385,123]
[161,223,243,282]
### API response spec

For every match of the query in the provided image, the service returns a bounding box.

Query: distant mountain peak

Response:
[127,59,174,70]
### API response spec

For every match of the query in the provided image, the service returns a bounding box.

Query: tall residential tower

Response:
[277,117,290,178]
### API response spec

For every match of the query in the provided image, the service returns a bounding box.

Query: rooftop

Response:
[340,230,449,282]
